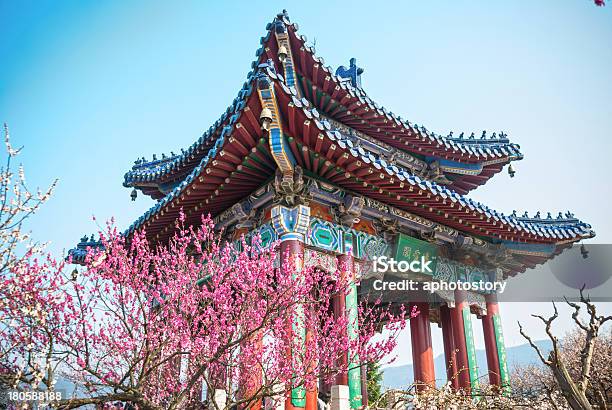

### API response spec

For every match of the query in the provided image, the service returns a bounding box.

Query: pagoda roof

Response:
[123,11,522,198]
[265,69,593,243]
[286,25,523,193]
[122,87,253,199]
[67,11,594,275]
[119,60,592,246]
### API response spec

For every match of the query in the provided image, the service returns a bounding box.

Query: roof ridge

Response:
[268,70,593,242]
[279,14,524,166]
[123,63,281,235]
[122,16,285,194]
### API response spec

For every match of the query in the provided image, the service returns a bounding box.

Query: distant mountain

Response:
[382,339,552,389]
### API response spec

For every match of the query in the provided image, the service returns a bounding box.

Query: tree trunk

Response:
[551,361,593,410]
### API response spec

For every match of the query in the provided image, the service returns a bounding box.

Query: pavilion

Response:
[70,10,594,410]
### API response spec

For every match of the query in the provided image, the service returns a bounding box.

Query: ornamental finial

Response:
[336,58,364,89]
[277,9,290,21]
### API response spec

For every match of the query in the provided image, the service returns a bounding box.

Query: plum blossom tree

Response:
[0,130,410,409]
[51,215,409,409]
[513,327,612,409]
[518,289,612,410]
[0,124,58,394]
[367,382,568,409]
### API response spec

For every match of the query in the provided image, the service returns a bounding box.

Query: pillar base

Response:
[330,385,350,410]
[267,384,285,410]
[209,389,227,410]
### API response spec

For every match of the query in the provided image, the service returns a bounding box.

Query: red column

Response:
[239,332,263,410]
[281,239,306,410]
[450,290,471,391]
[305,308,318,410]
[305,384,318,410]
[482,294,502,386]
[410,302,435,390]
[440,305,459,389]
[334,253,352,386]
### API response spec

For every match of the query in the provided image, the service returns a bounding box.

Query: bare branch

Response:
[518,320,551,365]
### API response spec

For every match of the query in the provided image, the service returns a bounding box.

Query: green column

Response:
[462,306,480,391]
[291,300,307,407]
[492,314,510,393]
[346,280,362,408]
[342,232,362,409]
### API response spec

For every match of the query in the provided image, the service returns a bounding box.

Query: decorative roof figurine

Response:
[336,58,364,89]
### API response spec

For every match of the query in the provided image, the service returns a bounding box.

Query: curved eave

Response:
[122,24,282,199]
[122,13,522,198]
[282,20,522,193]
[270,76,593,245]
[67,248,90,265]
[502,242,577,278]
[66,238,104,266]
[123,117,235,198]
[125,69,278,242]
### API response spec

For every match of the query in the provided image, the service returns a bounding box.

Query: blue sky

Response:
[1,1,611,369]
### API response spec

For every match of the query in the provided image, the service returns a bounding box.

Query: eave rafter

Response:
[125,72,277,243]
[281,19,522,194]
[111,11,592,252]
[270,76,593,245]
[123,11,521,199]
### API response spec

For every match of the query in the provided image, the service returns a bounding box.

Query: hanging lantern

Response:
[131,188,138,201]
[508,164,516,178]
[71,268,78,281]
[580,243,589,259]
[278,45,288,64]
[259,107,273,132]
